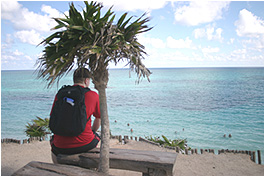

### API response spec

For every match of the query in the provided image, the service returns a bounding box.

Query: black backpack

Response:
[49,85,90,136]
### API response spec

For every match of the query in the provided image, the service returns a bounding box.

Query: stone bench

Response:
[57,148,177,176]
[12,161,107,176]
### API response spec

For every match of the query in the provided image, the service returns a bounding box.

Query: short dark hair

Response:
[73,68,91,83]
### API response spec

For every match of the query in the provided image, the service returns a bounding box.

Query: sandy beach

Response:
[1,139,264,176]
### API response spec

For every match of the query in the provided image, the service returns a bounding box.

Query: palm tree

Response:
[36,1,152,173]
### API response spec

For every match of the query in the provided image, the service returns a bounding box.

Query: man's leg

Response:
[51,152,58,164]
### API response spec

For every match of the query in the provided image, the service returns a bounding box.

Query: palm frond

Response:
[36,1,152,87]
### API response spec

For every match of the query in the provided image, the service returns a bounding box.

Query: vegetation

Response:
[25,116,50,139]
[146,135,187,150]
[36,1,152,173]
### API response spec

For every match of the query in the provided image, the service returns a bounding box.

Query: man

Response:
[50,68,101,163]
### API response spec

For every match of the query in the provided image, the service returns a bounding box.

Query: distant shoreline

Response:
[1,66,264,72]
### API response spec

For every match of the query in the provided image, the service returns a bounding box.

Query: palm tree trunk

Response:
[97,85,110,174]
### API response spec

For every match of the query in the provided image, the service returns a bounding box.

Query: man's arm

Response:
[92,118,101,132]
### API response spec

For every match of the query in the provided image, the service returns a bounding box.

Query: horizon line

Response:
[1,66,264,71]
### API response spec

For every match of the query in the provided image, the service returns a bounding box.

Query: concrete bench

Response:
[12,161,107,176]
[57,148,177,176]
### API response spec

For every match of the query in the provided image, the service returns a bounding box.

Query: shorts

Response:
[51,131,100,156]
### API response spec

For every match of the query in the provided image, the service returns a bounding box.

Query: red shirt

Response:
[51,86,100,148]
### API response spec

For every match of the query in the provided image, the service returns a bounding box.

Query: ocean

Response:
[1,68,264,162]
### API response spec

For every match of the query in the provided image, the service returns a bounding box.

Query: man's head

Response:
[73,68,91,87]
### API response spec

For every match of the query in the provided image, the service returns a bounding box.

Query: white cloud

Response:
[138,34,166,48]
[193,24,223,42]
[5,34,14,44]
[215,28,223,41]
[41,5,62,18]
[14,30,43,45]
[174,1,230,26]
[227,38,235,45]
[1,1,22,19]
[202,46,220,54]
[242,38,264,52]
[166,36,192,49]
[25,55,33,61]
[1,1,63,32]
[193,28,205,39]
[235,9,264,38]
[1,48,35,70]
[13,49,24,56]
[98,0,167,11]
[229,48,247,60]
[235,9,264,51]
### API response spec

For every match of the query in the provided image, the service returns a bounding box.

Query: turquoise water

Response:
[1,68,264,161]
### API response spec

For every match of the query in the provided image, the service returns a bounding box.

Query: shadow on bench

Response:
[57,148,177,176]
[12,161,107,176]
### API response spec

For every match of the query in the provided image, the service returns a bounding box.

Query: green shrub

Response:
[25,116,50,139]
[146,135,187,150]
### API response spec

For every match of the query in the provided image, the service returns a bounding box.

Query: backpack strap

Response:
[60,85,90,93]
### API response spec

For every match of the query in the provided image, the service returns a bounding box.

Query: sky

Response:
[1,1,264,70]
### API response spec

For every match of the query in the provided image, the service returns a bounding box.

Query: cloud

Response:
[202,46,220,54]
[41,5,62,18]
[235,9,264,38]
[138,34,166,48]
[13,49,24,56]
[174,1,230,26]
[1,1,63,32]
[1,48,35,70]
[98,0,168,11]
[193,24,224,42]
[14,30,43,45]
[1,1,64,46]
[242,38,264,52]
[227,38,235,45]
[166,36,193,49]
[2,34,14,49]
[1,1,22,19]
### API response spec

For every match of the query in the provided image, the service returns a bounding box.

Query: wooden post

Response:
[124,136,129,144]
[200,149,203,154]
[176,147,180,153]
[130,136,133,140]
[185,148,188,155]
[195,149,198,154]
[251,151,256,163]
[257,150,261,164]
[191,149,194,154]
[23,139,27,144]
[135,137,137,141]
[118,135,122,143]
